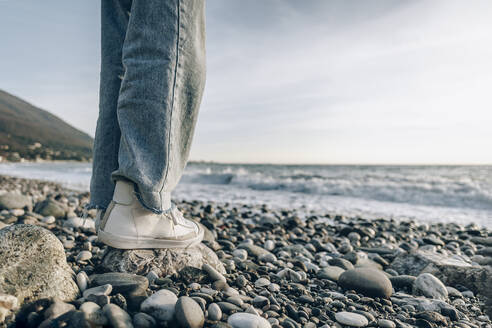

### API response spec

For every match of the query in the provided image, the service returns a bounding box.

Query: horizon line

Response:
[188,160,492,166]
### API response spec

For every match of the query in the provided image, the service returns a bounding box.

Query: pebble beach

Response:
[0,174,491,328]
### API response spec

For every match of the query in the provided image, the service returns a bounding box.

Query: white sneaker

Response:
[97,180,203,249]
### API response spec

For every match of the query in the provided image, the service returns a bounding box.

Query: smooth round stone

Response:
[76,271,89,292]
[76,250,92,262]
[413,273,448,301]
[253,296,269,308]
[103,304,133,328]
[234,275,247,288]
[233,249,248,261]
[228,312,272,328]
[378,319,396,328]
[175,296,204,328]
[338,268,393,298]
[203,263,227,283]
[133,312,157,328]
[255,278,270,288]
[83,284,112,298]
[208,303,222,321]
[264,240,275,251]
[146,271,159,285]
[335,312,369,327]
[140,289,178,321]
[318,266,345,281]
[268,283,280,292]
[44,300,75,319]
[189,283,201,290]
[217,302,242,313]
[80,302,108,326]
[42,216,56,224]
[90,272,149,298]
[226,296,244,307]
[258,253,277,263]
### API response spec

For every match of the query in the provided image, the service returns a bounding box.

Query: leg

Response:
[89,0,133,210]
[111,0,206,213]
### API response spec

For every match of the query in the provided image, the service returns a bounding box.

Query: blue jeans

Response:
[89,0,206,213]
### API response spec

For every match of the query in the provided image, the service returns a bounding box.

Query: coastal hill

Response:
[0,89,93,161]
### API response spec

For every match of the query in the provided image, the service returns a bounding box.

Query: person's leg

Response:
[89,0,133,211]
[97,0,206,249]
[110,0,206,213]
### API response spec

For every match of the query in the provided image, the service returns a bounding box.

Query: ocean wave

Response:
[181,165,492,211]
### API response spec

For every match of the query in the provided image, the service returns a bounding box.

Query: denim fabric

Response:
[89,0,206,213]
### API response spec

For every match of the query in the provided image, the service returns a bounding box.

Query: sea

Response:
[0,162,491,228]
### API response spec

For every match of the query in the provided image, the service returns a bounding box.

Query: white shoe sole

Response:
[98,225,204,249]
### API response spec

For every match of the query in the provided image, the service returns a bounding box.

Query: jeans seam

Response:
[159,0,182,205]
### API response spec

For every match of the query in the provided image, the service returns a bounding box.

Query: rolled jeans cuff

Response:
[134,187,172,214]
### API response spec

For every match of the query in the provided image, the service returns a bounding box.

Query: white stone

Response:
[228,312,271,328]
[413,273,448,301]
[335,312,369,327]
[83,284,112,298]
[254,278,270,288]
[76,250,92,262]
[42,216,56,224]
[264,240,275,251]
[233,249,248,261]
[10,209,25,216]
[140,289,178,321]
[76,271,89,292]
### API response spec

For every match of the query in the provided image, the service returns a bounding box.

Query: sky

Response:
[1,0,492,164]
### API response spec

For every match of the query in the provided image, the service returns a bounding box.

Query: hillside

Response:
[0,89,93,161]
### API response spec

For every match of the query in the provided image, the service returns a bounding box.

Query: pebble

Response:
[175,296,205,328]
[335,311,369,327]
[208,303,222,321]
[44,300,75,319]
[228,312,272,328]
[203,263,227,283]
[80,302,108,326]
[140,289,177,321]
[233,249,248,261]
[413,273,448,301]
[76,271,89,292]
[133,312,156,328]
[90,272,149,299]
[42,216,56,224]
[378,319,396,328]
[76,250,92,262]
[1,175,490,328]
[103,304,133,328]
[83,284,112,298]
[317,266,345,281]
[338,268,393,298]
[255,278,270,288]
[264,240,275,251]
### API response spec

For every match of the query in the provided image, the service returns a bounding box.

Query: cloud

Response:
[1,0,491,163]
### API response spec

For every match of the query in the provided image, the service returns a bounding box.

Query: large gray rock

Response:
[0,193,31,210]
[0,225,79,305]
[101,243,225,276]
[390,250,491,297]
